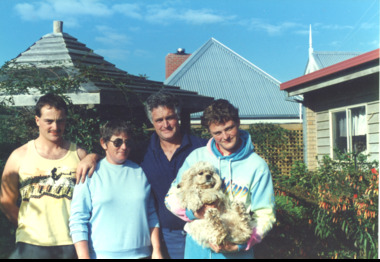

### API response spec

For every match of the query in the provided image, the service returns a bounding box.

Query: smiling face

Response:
[35,106,67,143]
[209,120,241,156]
[151,106,181,143]
[101,132,131,165]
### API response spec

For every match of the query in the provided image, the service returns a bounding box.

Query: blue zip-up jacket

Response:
[165,130,276,259]
[69,159,159,259]
[141,132,207,230]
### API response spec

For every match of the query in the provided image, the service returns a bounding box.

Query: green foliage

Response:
[248,124,291,162]
[248,124,303,178]
[0,61,86,97]
[0,60,154,257]
[275,152,379,259]
[65,106,102,154]
[190,126,211,140]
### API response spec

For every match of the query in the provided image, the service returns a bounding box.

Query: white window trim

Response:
[329,103,368,158]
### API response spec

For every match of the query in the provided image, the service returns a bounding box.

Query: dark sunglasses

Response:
[109,139,133,148]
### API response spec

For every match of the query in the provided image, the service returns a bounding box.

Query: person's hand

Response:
[194,203,218,219]
[151,249,164,259]
[209,242,239,253]
[76,153,100,184]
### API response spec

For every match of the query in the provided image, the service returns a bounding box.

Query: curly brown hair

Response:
[201,99,240,128]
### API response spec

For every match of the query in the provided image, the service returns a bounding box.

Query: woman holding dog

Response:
[166,99,276,259]
[69,120,162,259]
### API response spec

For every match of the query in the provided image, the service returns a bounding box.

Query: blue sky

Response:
[0,0,379,83]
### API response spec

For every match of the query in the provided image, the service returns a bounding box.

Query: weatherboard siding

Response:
[306,80,379,167]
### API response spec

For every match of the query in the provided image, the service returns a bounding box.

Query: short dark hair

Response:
[144,90,181,123]
[35,93,68,117]
[100,120,132,142]
[201,99,240,128]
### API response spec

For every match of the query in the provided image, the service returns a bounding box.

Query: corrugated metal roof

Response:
[305,51,363,74]
[282,49,379,91]
[312,51,363,69]
[165,38,300,119]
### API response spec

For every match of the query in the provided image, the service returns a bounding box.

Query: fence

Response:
[247,123,304,177]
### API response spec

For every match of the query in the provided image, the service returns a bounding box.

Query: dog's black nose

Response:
[206,174,212,180]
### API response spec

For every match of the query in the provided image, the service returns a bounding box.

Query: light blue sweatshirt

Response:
[69,159,159,259]
[165,130,276,259]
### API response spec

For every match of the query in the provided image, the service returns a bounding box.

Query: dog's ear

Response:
[212,171,222,190]
[180,167,195,190]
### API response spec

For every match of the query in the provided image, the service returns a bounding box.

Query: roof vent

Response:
[53,21,63,33]
[177,48,186,54]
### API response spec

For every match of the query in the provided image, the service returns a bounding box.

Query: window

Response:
[331,106,367,158]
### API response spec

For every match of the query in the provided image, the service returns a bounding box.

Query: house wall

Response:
[368,101,380,159]
[305,107,318,170]
[303,73,379,169]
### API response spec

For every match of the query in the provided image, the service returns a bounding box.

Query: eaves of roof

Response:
[312,51,363,70]
[281,49,380,92]
[4,30,213,111]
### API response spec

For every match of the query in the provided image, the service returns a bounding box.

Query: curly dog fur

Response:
[177,162,254,248]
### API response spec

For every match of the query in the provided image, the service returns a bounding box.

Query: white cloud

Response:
[112,3,143,20]
[319,24,354,30]
[329,40,341,47]
[360,22,378,30]
[95,26,131,46]
[95,48,130,61]
[14,0,232,27]
[247,19,304,36]
[145,6,234,25]
[15,0,112,25]
[54,0,112,16]
[181,9,234,25]
[15,2,53,21]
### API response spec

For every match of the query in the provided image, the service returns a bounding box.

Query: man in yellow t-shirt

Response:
[0,94,87,259]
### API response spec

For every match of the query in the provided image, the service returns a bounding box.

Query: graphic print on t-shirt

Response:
[19,166,76,201]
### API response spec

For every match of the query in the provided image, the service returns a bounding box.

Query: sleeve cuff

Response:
[185,209,198,221]
[71,232,89,244]
[238,244,247,251]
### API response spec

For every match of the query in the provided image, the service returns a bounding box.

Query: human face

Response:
[35,106,67,143]
[209,120,241,156]
[151,106,180,142]
[101,133,131,165]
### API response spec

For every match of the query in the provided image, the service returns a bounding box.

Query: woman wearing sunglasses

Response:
[69,120,162,259]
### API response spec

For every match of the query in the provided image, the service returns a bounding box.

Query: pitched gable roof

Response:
[282,48,379,95]
[165,38,300,120]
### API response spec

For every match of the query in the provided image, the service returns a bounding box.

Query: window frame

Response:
[329,103,368,158]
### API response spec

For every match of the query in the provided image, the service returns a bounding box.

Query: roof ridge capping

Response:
[165,37,281,85]
[209,38,281,84]
[281,48,380,91]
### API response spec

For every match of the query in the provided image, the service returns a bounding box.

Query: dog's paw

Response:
[231,201,246,212]
[231,202,251,221]
[204,209,228,246]
[204,208,220,219]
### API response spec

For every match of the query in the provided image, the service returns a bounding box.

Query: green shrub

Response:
[276,152,378,259]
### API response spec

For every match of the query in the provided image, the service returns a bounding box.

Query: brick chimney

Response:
[165,48,191,79]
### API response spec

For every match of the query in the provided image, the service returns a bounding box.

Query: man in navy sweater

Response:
[140,91,207,259]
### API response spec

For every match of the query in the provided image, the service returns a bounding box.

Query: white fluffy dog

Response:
[176,162,254,248]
